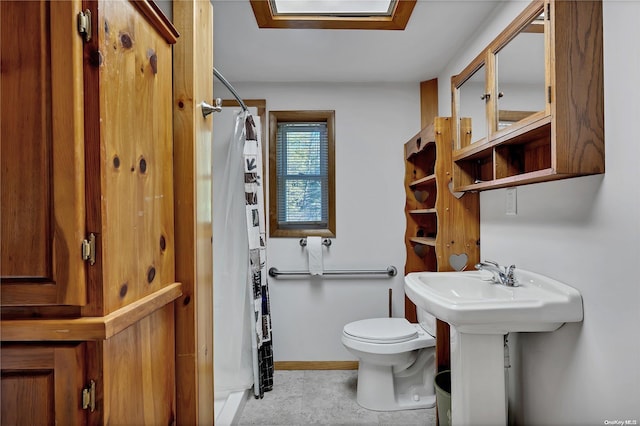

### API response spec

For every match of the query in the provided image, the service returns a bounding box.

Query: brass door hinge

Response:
[82,233,96,265]
[77,9,92,42]
[81,380,96,412]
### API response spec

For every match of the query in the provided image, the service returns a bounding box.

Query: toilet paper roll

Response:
[307,236,324,276]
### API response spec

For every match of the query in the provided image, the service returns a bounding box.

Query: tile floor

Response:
[237,370,437,425]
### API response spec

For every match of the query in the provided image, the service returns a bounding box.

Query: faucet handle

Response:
[483,260,501,268]
[506,264,518,286]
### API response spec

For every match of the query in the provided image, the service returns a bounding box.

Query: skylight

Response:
[250,0,416,30]
[271,0,395,17]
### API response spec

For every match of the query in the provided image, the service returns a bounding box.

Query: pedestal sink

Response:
[404,269,583,425]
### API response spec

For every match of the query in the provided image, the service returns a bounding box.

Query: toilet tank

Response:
[417,308,437,336]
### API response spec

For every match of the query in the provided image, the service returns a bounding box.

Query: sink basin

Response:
[404,269,583,334]
[405,269,584,424]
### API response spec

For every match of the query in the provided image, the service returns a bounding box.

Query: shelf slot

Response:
[409,208,437,215]
[409,237,436,247]
[409,174,436,188]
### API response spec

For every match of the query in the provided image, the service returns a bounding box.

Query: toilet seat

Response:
[343,318,418,344]
[342,318,435,355]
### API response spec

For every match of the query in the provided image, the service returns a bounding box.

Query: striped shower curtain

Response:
[243,114,274,398]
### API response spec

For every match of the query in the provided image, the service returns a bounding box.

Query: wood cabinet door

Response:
[1,344,87,425]
[82,0,178,316]
[0,0,87,306]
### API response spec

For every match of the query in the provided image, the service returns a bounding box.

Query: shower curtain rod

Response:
[213,67,248,112]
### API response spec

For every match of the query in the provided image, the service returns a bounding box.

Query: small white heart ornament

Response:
[448,181,464,199]
[449,253,469,271]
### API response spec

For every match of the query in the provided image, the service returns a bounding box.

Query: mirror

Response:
[457,64,487,146]
[495,8,546,132]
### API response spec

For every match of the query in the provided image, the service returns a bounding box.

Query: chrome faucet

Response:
[475,260,518,287]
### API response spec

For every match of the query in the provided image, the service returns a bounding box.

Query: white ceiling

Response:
[212,0,505,83]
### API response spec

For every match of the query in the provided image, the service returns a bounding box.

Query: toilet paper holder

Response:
[299,237,332,247]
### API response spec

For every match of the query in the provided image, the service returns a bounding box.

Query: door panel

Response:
[81,0,176,315]
[1,372,55,426]
[1,344,86,425]
[0,0,86,306]
[97,304,176,424]
[1,1,53,280]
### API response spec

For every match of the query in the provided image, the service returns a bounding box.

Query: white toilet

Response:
[341,310,437,411]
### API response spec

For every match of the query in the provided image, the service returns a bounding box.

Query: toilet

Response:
[341,310,437,411]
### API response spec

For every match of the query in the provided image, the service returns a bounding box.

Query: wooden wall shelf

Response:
[403,117,480,379]
[451,0,604,192]
[409,174,437,188]
[403,117,480,314]
[409,237,437,247]
[409,208,437,215]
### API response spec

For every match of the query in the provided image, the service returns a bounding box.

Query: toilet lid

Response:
[343,318,418,344]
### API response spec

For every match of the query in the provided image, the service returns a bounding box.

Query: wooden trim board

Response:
[275,361,358,370]
[0,284,182,341]
[172,1,215,424]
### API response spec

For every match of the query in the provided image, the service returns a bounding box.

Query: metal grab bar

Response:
[268,266,397,278]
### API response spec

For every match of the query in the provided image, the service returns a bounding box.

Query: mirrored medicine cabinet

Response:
[451,0,605,192]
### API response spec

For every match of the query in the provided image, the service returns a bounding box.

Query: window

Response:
[269,111,335,237]
[250,0,416,30]
[271,0,394,16]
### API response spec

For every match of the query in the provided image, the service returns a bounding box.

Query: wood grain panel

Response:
[1,283,181,341]
[0,1,52,280]
[99,304,176,425]
[1,372,55,426]
[551,0,604,174]
[172,1,214,424]
[1,0,86,306]
[433,117,479,373]
[1,344,86,425]
[274,361,358,370]
[420,79,439,129]
[82,0,176,314]
[434,117,479,275]
[50,0,88,306]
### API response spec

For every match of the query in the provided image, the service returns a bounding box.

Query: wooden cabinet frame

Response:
[1,1,182,424]
[451,0,604,192]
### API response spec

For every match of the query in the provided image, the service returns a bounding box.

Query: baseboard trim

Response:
[274,361,358,370]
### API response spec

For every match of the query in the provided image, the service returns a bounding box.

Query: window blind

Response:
[276,122,329,228]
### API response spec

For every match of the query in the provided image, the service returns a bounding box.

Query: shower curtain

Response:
[213,110,254,397]
[243,115,273,398]
[213,109,273,399]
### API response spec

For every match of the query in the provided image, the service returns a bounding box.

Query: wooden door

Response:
[81,0,178,316]
[0,0,87,306]
[1,344,86,425]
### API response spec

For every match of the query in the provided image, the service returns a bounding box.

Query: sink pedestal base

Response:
[450,329,507,425]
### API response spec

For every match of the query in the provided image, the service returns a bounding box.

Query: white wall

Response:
[214,82,420,361]
[438,1,640,423]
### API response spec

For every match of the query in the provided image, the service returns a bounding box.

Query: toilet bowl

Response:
[341,312,437,411]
